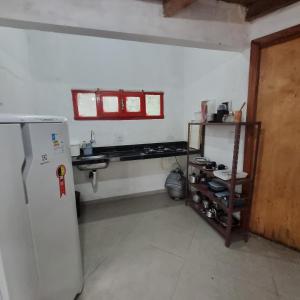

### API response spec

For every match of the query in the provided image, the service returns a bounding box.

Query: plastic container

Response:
[82,142,93,156]
[70,144,80,157]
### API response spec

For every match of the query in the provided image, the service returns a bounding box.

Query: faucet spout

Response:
[90,130,96,145]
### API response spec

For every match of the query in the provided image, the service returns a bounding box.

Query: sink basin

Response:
[77,162,108,170]
[79,155,107,161]
[76,154,109,170]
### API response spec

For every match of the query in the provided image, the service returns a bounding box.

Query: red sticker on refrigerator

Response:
[56,165,66,198]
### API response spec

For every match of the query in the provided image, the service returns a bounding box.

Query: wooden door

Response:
[250,37,300,249]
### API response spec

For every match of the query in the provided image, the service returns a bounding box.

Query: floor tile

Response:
[80,244,183,300]
[172,263,279,300]
[118,206,197,258]
[80,214,141,278]
[78,192,300,300]
[270,258,300,299]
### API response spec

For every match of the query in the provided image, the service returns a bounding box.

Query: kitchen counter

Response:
[72,141,201,166]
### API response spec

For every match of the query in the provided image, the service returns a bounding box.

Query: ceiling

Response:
[163,0,300,21]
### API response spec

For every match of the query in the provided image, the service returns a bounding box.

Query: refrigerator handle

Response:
[21,159,29,204]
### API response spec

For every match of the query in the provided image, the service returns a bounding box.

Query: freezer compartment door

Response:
[0,124,39,300]
[23,122,83,300]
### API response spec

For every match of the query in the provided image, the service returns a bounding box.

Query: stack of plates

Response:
[192,156,208,165]
[213,170,248,181]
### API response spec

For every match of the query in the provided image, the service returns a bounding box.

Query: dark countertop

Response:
[72,141,201,166]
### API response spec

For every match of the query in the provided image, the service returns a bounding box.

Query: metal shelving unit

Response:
[186,121,261,247]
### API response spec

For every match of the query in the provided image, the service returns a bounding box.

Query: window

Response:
[72,89,164,120]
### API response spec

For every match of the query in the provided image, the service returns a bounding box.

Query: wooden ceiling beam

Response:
[163,0,196,17]
[221,0,255,5]
[163,0,300,21]
[221,0,300,21]
[246,0,300,21]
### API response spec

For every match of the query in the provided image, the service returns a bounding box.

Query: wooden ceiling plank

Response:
[246,0,300,21]
[163,0,196,17]
[221,0,255,6]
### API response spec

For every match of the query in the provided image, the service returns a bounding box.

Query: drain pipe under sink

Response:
[89,170,97,192]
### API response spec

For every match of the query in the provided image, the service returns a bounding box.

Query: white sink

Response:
[76,155,109,170]
[77,162,108,170]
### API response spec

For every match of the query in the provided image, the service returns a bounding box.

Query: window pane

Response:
[126,97,141,112]
[103,96,119,113]
[77,93,97,117]
[145,94,161,116]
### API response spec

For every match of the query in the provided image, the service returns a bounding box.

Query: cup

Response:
[234,111,242,122]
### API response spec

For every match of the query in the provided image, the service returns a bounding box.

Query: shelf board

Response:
[189,201,227,237]
[189,122,261,126]
[213,177,252,189]
[188,201,245,241]
[189,183,246,212]
[188,162,252,188]
[188,148,202,154]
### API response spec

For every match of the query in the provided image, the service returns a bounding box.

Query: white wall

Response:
[0,28,33,113]
[73,157,186,201]
[249,2,300,41]
[183,48,249,168]
[26,30,185,146]
[0,0,300,200]
[0,27,185,144]
[0,0,248,51]
[0,26,250,201]
[0,27,188,201]
[26,30,187,201]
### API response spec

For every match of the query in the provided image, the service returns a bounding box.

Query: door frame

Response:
[244,24,300,233]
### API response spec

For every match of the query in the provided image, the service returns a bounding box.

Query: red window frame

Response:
[122,91,145,118]
[99,90,122,119]
[72,89,164,120]
[71,90,100,120]
[144,92,165,119]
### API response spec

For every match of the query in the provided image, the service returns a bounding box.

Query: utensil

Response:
[202,199,210,209]
[206,208,217,219]
[239,102,246,111]
[189,173,198,184]
[193,193,201,203]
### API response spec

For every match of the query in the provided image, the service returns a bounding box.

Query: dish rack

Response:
[186,122,261,247]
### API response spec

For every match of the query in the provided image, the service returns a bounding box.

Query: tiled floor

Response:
[78,192,300,300]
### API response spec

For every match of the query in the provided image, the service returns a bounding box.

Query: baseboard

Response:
[81,189,167,206]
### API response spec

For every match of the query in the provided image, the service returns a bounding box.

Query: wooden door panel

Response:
[250,37,300,249]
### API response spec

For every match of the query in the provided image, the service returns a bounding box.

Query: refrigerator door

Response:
[0,124,39,300]
[23,122,83,300]
[0,251,9,300]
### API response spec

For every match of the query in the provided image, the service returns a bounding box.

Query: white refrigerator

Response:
[0,114,83,300]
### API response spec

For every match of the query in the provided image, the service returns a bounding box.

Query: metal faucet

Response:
[90,130,96,145]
